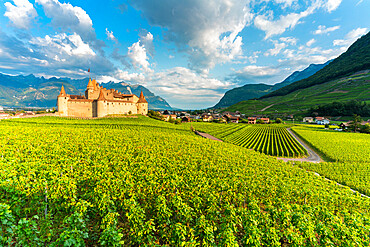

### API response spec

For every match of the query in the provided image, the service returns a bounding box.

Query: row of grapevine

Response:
[193,123,307,157]
[0,116,369,245]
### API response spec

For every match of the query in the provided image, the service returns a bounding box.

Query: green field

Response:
[290,125,370,196]
[0,117,370,246]
[192,123,307,157]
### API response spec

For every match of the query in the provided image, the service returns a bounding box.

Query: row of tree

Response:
[309,100,370,117]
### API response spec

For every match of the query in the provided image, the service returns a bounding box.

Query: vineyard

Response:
[0,117,370,246]
[290,125,370,197]
[192,123,307,157]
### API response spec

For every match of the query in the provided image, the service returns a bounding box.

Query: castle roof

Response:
[97,89,106,101]
[93,79,98,90]
[59,85,67,96]
[137,91,147,103]
[87,78,94,89]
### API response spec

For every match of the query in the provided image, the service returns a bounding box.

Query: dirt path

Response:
[194,131,223,142]
[260,104,275,112]
[277,128,322,163]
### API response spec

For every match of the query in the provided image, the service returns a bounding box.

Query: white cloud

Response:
[130,0,253,72]
[279,37,298,45]
[35,0,96,44]
[264,41,287,56]
[314,25,340,35]
[254,4,317,39]
[98,69,146,84]
[254,0,342,39]
[148,67,233,108]
[306,39,316,46]
[356,0,363,6]
[140,32,154,57]
[105,28,118,43]
[333,27,368,47]
[325,0,342,12]
[127,33,153,72]
[31,33,96,57]
[4,0,37,29]
[230,65,280,83]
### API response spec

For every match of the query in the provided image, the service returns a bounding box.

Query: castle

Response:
[57,79,148,118]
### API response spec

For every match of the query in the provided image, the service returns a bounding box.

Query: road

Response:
[277,128,322,163]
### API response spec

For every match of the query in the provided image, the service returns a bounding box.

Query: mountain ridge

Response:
[213,60,331,108]
[0,74,172,109]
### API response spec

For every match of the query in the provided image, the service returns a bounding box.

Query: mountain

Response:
[213,60,331,108]
[224,32,370,116]
[0,74,172,109]
[261,31,370,99]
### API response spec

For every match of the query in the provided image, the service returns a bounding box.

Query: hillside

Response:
[0,74,172,109]
[225,70,370,116]
[213,60,331,108]
[261,31,370,99]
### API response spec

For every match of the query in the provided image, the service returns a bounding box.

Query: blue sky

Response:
[0,0,369,109]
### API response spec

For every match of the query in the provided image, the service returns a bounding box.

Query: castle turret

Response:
[137,91,148,115]
[85,78,95,99]
[57,85,69,116]
[96,89,107,118]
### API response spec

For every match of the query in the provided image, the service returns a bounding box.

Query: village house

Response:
[181,116,191,122]
[303,117,314,123]
[162,114,177,121]
[248,117,257,124]
[315,117,330,125]
[260,117,270,124]
[0,112,10,119]
[202,113,213,122]
[58,79,148,118]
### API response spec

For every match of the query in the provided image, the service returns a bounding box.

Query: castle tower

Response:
[137,91,148,115]
[96,89,107,118]
[85,78,95,99]
[57,85,69,116]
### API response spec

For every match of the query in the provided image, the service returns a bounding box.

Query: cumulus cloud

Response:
[30,33,95,57]
[314,25,340,35]
[127,33,154,73]
[106,28,118,43]
[333,27,368,47]
[34,0,106,52]
[148,67,233,108]
[129,0,253,72]
[4,0,37,29]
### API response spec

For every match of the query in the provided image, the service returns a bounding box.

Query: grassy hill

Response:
[225,31,370,116]
[225,71,370,116]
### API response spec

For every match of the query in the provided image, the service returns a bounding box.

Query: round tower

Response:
[85,78,95,99]
[57,85,69,116]
[96,89,107,118]
[137,91,148,115]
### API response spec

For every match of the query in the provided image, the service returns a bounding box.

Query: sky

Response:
[0,0,369,109]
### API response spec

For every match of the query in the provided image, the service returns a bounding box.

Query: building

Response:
[315,117,330,125]
[58,79,148,118]
[248,117,257,124]
[162,114,177,121]
[260,117,270,124]
[303,117,314,123]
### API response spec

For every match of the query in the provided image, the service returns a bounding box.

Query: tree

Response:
[360,123,370,134]
[257,119,264,124]
[351,114,363,133]
[275,118,282,124]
